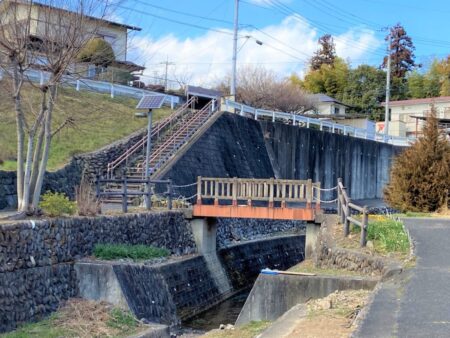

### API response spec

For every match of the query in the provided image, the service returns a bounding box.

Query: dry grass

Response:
[287,290,371,338]
[2,299,144,338]
[289,259,366,277]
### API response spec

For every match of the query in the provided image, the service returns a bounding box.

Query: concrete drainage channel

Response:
[74,232,307,337]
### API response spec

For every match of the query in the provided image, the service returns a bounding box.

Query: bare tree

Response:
[218,66,315,113]
[0,0,114,213]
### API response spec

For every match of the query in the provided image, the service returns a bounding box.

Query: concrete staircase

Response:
[101,99,217,205]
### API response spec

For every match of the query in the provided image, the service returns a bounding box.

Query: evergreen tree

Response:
[310,34,336,71]
[407,71,425,98]
[381,24,418,79]
[385,106,450,212]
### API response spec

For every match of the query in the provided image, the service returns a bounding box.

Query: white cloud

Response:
[131,15,381,88]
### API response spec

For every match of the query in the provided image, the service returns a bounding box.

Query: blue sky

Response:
[114,0,450,87]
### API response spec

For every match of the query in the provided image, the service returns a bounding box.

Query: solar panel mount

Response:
[136,95,166,110]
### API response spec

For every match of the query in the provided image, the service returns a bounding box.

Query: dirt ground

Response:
[287,290,371,338]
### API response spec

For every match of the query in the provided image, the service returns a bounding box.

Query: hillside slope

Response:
[0,79,171,171]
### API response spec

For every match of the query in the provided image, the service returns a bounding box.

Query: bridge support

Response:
[190,217,218,254]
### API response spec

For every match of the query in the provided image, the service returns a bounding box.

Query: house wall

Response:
[390,101,450,137]
[10,2,128,61]
[316,102,347,115]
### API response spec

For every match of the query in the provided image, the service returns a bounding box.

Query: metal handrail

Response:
[225,99,414,147]
[138,101,215,174]
[106,96,197,178]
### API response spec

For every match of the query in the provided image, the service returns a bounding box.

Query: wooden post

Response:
[344,198,351,237]
[232,177,238,206]
[122,175,128,213]
[145,177,151,210]
[337,178,342,218]
[214,180,219,206]
[269,178,274,208]
[361,206,369,247]
[197,176,202,205]
[306,179,312,208]
[95,173,101,200]
[315,183,321,210]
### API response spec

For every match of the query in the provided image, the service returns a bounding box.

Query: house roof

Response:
[381,96,450,107]
[186,85,222,100]
[2,0,141,31]
[312,93,351,107]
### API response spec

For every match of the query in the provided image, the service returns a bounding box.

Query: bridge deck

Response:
[192,204,317,220]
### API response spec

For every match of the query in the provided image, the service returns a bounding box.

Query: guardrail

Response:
[196,176,321,208]
[337,178,369,247]
[0,68,180,108]
[95,175,173,213]
[224,99,413,147]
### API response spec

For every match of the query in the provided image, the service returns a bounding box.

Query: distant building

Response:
[0,0,144,83]
[311,93,351,115]
[380,96,450,137]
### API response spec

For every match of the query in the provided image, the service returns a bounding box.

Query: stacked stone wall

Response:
[0,211,195,332]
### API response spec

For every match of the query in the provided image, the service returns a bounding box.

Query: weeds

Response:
[367,217,409,253]
[40,192,77,217]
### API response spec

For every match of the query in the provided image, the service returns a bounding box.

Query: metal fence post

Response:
[145,177,151,210]
[122,175,128,213]
[167,179,173,210]
[361,206,369,247]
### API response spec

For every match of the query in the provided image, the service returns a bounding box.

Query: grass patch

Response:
[0,315,70,338]
[93,244,170,261]
[0,79,172,171]
[366,216,409,254]
[1,299,143,338]
[202,321,271,338]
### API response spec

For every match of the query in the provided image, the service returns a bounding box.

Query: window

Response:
[334,107,340,115]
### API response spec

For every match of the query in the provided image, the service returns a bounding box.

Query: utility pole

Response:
[230,0,239,99]
[160,56,175,91]
[384,31,391,137]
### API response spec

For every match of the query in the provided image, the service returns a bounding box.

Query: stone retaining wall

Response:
[314,215,388,275]
[216,218,305,248]
[0,211,195,333]
[0,128,146,210]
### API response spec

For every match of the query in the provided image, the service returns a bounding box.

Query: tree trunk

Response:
[11,61,26,211]
[30,125,45,199]
[31,85,55,210]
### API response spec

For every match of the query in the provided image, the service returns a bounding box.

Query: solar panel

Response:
[136,95,166,109]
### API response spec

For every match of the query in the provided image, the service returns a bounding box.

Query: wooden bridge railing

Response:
[196,177,321,208]
[337,178,369,247]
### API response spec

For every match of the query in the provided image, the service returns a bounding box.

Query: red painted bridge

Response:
[192,177,322,221]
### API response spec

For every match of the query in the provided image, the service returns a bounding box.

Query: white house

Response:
[0,0,144,82]
[380,96,450,137]
[311,93,351,115]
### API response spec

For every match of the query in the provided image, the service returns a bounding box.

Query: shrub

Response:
[40,192,77,217]
[93,244,170,261]
[77,37,115,66]
[76,177,100,216]
[384,106,450,212]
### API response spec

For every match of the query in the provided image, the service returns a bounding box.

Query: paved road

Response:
[356,218,450,338]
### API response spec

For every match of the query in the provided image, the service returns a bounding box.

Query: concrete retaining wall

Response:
[73,235,306,327]
[236,273,378,325]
